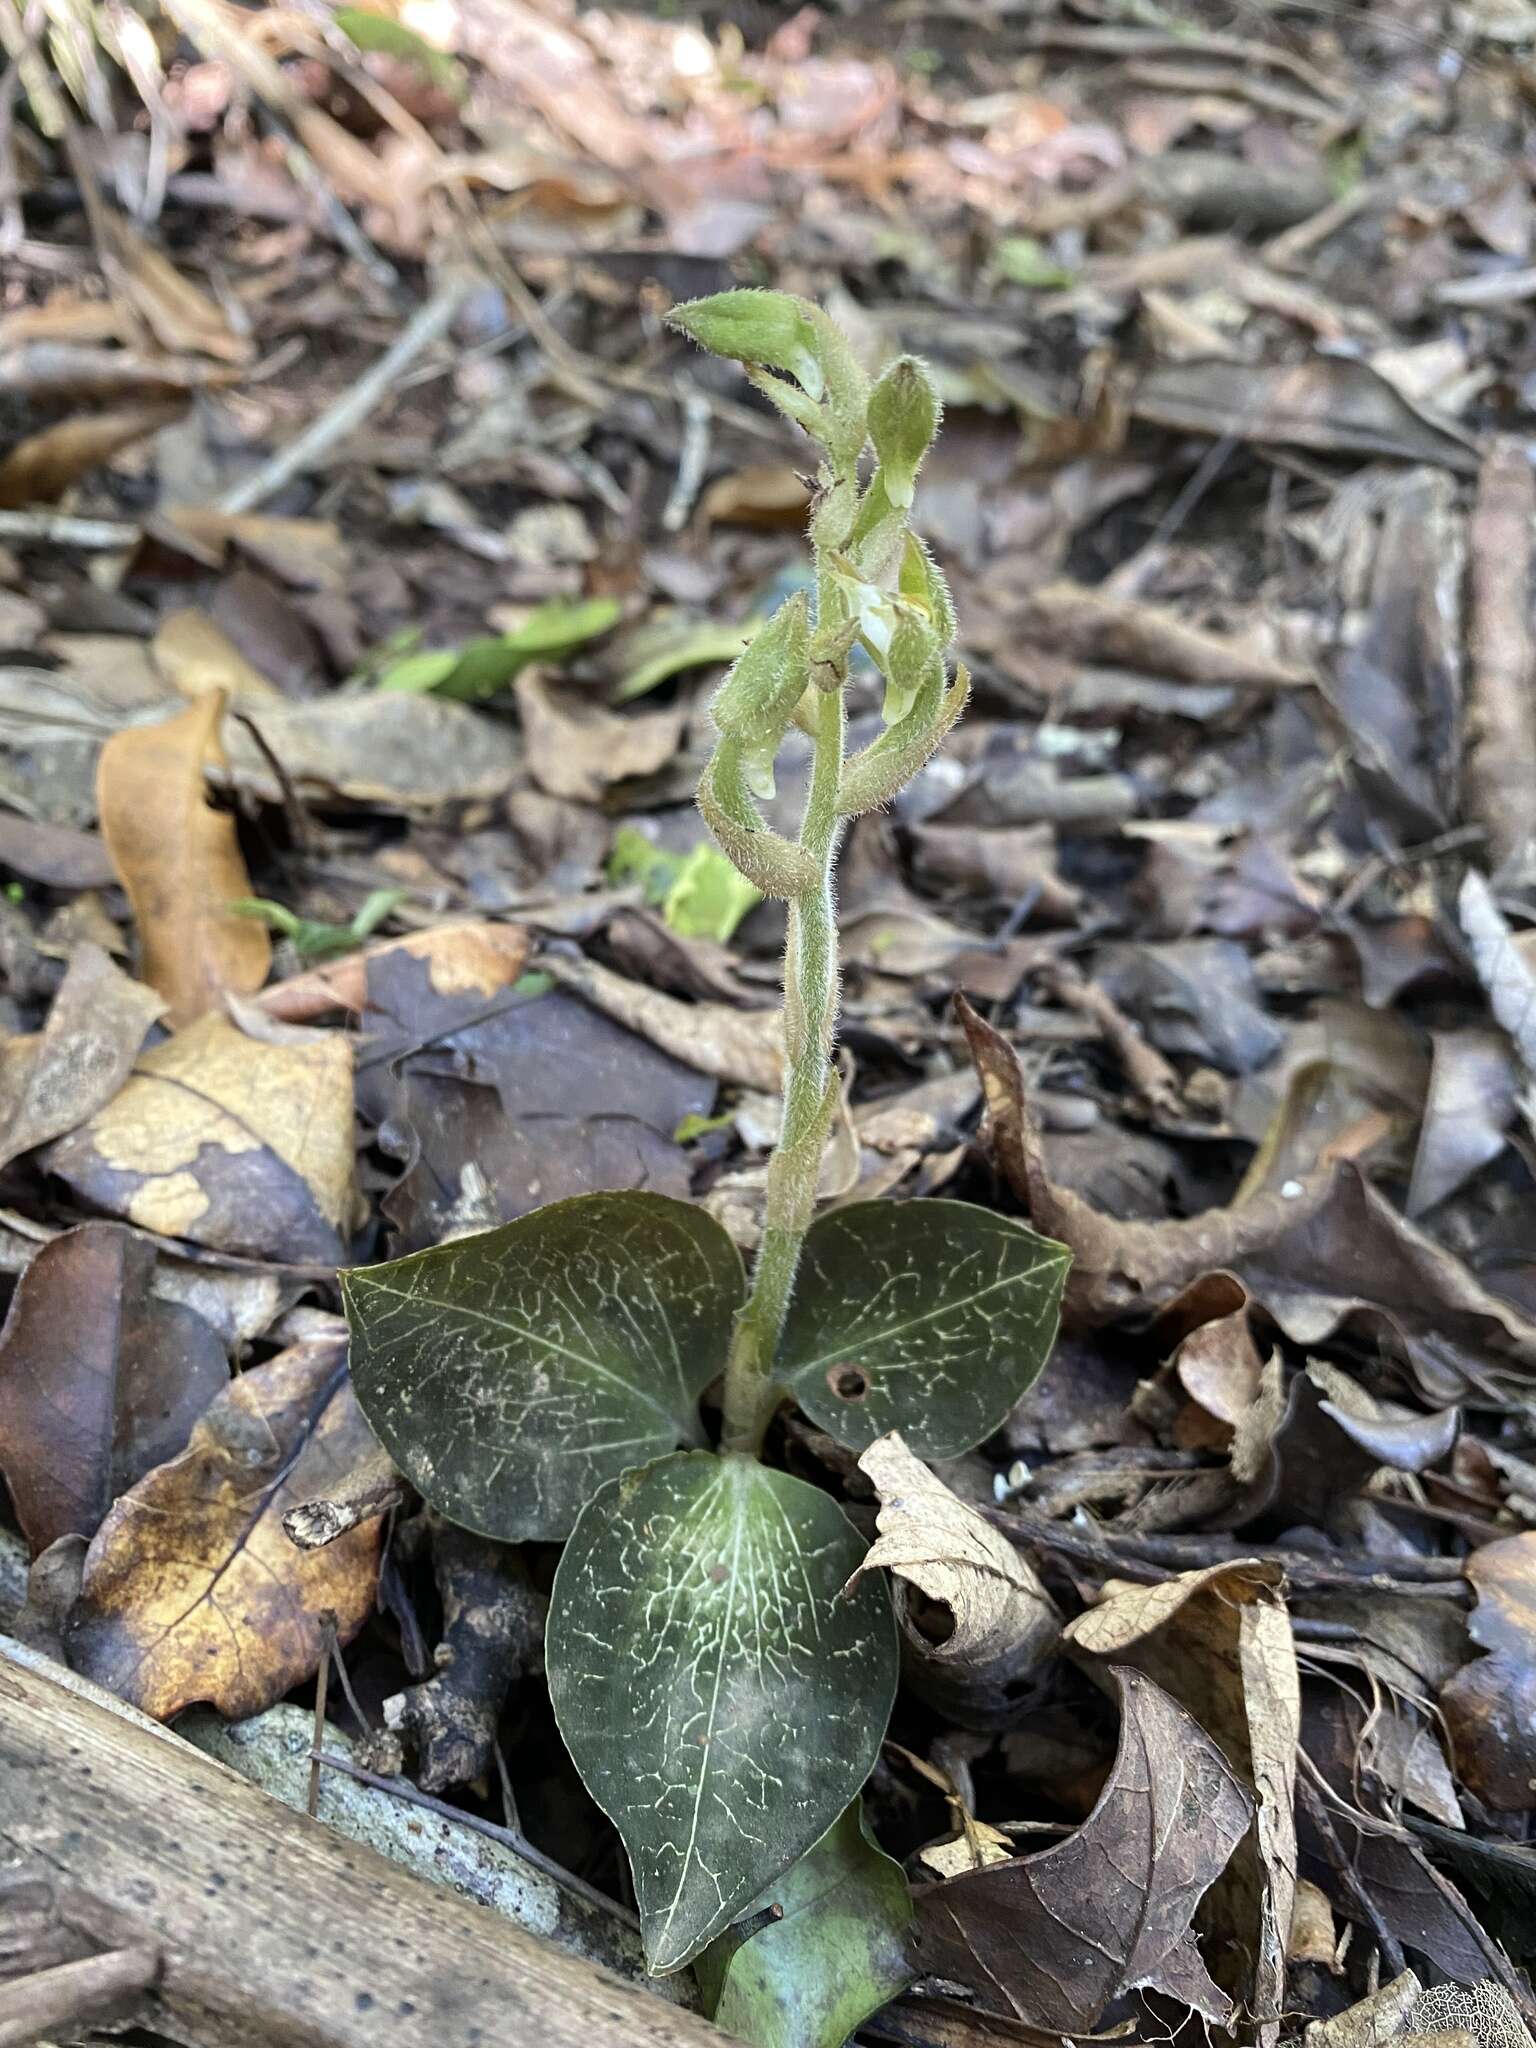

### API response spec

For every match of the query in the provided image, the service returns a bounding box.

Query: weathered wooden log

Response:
[0,1637,720,2048]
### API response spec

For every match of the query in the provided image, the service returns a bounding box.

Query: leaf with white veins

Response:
[776,1200,1070,1457]
[344,1192,743,1541]
[548,1450,898,1973]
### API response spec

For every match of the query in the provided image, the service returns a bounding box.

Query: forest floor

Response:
[3,1,1536,2043]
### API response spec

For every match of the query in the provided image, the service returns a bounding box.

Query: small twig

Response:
[0,62,22,259]
[662,388,712,532]
[284,1472,405,1551]
[0,509,137,549]
[308,1747,641,1930]
[308,1614,333,1819]
[218,272,473,515]
[1297,1772,1407,1980]
[1464,438,1536,875]
[0,1944,161,2048]
[984,1500,1469,1597]
[1037,960,1184,1120]
[229,710,318,857]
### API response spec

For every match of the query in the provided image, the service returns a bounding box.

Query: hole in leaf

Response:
[828,1363,870,1402]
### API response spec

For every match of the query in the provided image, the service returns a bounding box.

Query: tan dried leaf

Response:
[851,1432,1059,1721]
[514,669,685,804]
[256,920,530,1022]
[153,609,283,703]
[99,210,253,365]
[97,692,271,1028]
[0,402,184,509]
[43,1014,354,1263]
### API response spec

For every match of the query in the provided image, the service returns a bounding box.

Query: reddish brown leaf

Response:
[956,993,1334,1324]
[0,1223,226,1555]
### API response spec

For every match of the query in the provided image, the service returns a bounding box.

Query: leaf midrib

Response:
[783,1254,1067,1377]
[351,1276,685,1432]
[656,1460,742,1964]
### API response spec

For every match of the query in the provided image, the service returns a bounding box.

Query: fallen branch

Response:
[0,1636,717,2048]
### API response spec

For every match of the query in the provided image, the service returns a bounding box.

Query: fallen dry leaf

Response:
[256,920,530,1022]
[97,692,271,1028]
[1236,1166,1536,1404]
[1289,1879,1339,1968]
[97,209,253,367]
[0,811,117,890]
[357,962,712,1252]
[44,1013,354,1262]
[0,1222,226,1555]
[541,948,784,1093]
[65,1330,382,1719]
[1015,581,1309,690]
[956,993,1333,1323]
[514,669,685,803]
[1408,1027,1517,1216]
[1064,1560,1299,2043]
[1230,1359,1460,1537]
[156,508,349,590]
[0,943,165,1169]
[1306,1972,1426,2048]
[220,693,521,807]
[0,402,184,509]
[699,464,813,530]
[914,1667,1252,2032]
[849,1433,1060,1726]
[1133,356,1478,471]
[1459,871,1536,1136]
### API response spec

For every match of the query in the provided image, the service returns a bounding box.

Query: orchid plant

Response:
[343,291,1069,2033]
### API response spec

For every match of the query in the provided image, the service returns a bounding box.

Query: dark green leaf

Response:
[548,1450,898,1973]
[343,1192,743,1541]
[696,1799,915,2048]
[775,1200,1069,1458]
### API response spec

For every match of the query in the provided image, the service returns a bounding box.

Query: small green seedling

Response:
[343,293,1070,2026]
[231,887,403,960]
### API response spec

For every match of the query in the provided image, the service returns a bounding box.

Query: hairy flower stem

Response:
[719,677,846,1456]
[669,292,953,1457]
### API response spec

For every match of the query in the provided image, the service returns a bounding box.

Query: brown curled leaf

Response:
[914,1667,1253,2033]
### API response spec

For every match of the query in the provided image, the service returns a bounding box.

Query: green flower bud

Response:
[698,741,818,898]
[838,665,970,818]
[846,471,907,585]
[880,610,942,728]
[866,356,940,510]
[809,473,859,553]
[899,532,956,649]
[709,594,810,749]
[668,289,826,397]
